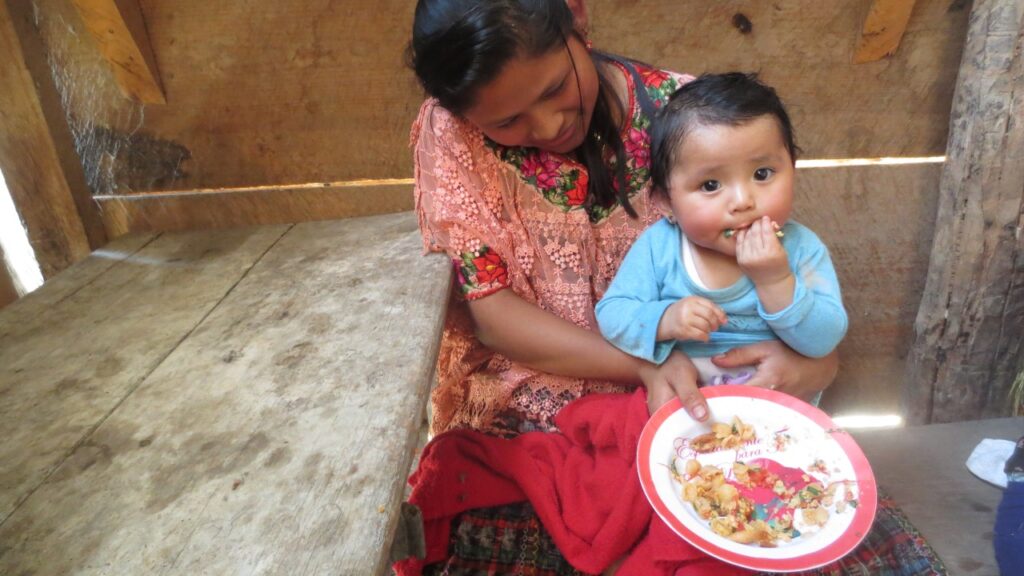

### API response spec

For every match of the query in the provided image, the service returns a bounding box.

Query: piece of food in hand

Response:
[724,227,785,239]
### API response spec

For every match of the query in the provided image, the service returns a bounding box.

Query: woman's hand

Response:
[638,351,709,421]
[711,340,838,401]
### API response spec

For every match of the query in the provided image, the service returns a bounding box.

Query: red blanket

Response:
[395,389,751,575]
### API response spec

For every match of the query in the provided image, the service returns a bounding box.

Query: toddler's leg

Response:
[690,357,756,387]
[690,357,823,407]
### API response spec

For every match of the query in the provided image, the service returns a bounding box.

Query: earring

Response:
[665,214,676,224]
[585,38,593,51]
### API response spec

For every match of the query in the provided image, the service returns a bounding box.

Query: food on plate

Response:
[688,416,756,453]
[672,458,854,546]
[670,418,858,547]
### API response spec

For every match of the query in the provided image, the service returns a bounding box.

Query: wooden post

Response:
[903,0,1024,423]
[0,242,19,309]
[0,0,107,277]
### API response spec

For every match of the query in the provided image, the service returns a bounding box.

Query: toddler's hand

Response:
[663,296,727,342]
[735,216,790,287]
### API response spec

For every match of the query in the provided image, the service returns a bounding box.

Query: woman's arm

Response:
[469,289,710,420]
[470,289,654,380]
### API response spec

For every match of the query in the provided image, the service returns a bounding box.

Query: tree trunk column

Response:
[903,0,1024,423]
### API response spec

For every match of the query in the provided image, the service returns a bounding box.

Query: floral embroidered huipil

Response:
[412,63,689,435]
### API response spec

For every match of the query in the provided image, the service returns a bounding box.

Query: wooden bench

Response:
[853,416,1023,575]
[0,212,450,575]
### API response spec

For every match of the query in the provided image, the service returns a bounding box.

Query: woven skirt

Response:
[422,493,947,576]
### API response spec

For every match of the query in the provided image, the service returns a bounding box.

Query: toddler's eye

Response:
[700,180,721,193]
[754,167,775,181]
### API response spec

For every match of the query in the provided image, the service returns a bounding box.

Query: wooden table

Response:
[853,417,1023,576]
[0,213,451,575]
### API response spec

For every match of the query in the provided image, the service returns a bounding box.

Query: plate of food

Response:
[638,385,877,573]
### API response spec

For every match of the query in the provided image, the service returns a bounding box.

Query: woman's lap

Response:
[423,494,947,576]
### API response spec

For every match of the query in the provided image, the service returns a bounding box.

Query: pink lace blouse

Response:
[412,62,690,435]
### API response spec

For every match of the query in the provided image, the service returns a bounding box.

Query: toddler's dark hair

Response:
[649,73,799,196]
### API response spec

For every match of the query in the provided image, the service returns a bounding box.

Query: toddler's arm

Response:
[596,230,680,364]
[756,225,847,358]
[736,216,794,312]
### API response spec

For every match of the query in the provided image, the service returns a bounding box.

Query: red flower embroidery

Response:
[520,152,562,190]
[640,68,670,88]
[566,171,588,206]
[623,127,650,168]
[473,252,508,285]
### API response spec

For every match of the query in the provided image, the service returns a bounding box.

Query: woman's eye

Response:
[545,79,566,98]
[754,167,775,181]
[700,180,721,193]
[496,117,519,129]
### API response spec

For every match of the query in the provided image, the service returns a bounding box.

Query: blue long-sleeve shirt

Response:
[595,219,847,364]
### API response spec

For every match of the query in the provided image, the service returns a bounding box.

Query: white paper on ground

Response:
[965,438,1015,488]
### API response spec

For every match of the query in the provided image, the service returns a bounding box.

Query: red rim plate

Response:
[637,385,878,572]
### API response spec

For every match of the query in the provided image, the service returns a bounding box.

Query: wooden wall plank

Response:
[32,0,968,193]
[794,163,942,415]
[0,0,107,276]
[70,0,166,104]
[594,0,968,161]
[854,0,920,63]
[95,182,414,236]
[904,0,1024,424]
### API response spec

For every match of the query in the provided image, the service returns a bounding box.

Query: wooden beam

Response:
[95,183,414,236]
[903,0,1024,423]
[70,0,166,104]
[854,0,919,63]
[0,0,107,277]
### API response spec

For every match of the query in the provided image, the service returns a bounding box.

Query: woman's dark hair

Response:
[408,0,636,218]
[649,72,799,197]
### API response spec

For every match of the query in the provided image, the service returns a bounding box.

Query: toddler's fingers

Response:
[706,301,728,325]
[690,305,724,333]
[752,218,770,249]
[680,322,712,342]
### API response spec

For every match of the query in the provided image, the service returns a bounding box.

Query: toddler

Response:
[596,73,847,392]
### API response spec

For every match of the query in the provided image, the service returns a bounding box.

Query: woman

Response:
[406,0,840,572]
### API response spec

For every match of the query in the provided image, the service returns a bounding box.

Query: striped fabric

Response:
[422,493,947,576]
